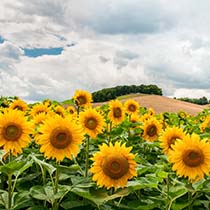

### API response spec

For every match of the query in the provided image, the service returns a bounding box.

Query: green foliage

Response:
[92,84,163,102]
[1,95,210,210]
[177,96,209,105]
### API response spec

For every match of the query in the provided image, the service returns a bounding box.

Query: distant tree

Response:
[177,96,209,105]
[92,84,163,102]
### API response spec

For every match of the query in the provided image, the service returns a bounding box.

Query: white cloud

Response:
[1,0,210,102]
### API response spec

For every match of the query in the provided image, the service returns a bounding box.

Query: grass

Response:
[117,93,145,100]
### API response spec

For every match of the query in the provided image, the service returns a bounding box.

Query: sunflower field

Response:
[0,90,210,210]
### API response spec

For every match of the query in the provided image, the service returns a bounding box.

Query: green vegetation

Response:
[117,93,145,100]
[92,84,162,102]
[176,96,209,105]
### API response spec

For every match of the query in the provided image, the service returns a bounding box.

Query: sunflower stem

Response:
[85,135,90,177]
[107,121,112,144]
[9,150,12,162]
[76,105,80,116]
[8,174,12,210]
[8,150,13,210]
[187,183,193,210]
[52,161,60,210]
[165,174,170,209]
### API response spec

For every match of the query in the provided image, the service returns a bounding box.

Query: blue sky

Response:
[1,0,210,102]
[23,48,63,57]
[0,36,4,43]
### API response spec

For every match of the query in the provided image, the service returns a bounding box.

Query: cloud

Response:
[1,0,210,102]
[0,41,23,75]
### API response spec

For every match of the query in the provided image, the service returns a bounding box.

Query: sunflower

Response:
[33,112,50,125]
[9,98,28,112]
[0,109,33,156]
[90,142,137,189]
[130,113,140,124]
[42,99,52,107]
[142,117,162,142]
[35,115,84,161]
[159,126,186,154]
[53,105,66,117]
[79,108,105,138]
[168,134,210,182]
[108,100,125,125]
[30,103,52,118]
[73,90,92,108]
[199,116,210,133]
[178,110,187,120]
[148,107,155,116]
[124,99,140,115]
[139,113,152,123]
[128,113,141,130]
[66,106,76,115]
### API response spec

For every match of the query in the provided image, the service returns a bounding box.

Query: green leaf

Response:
[30,185,70,204]
[171,201,190,210]
[57,164,80,175]
[14,159,34,177]
[60,200,89,209]
[0,150,7,164]
[71,187,130,206]
[12,191,34,210]
[0,160,26,176]
[27,206,49,210]
[30,154,56,176]
[29,185,49,202]
[0,190,8,208]
[168,186,188,199]
[120,199,160,210]
[156,171,168,179]
[127,175,159,191]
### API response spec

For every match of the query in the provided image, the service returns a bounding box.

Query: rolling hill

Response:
[94,94,208,115]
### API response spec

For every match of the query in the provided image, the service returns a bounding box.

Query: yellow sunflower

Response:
[130,113,140,124]
[159,126,186,155]
[168,134,210,182]
[66,106,76,115]
[35,115,84,161]
[79,108,105,138]
[90,142,137,189]
[124,99,140,115]
[178,110,187,120]
[9,98,28,112]
[73,90,92,108]
[33,112,50,125]
[30,103,52,118]
[108,100,125,125]
[142,117,162,142]
[53,105,66,117]
[148,107,155,116]
[139,113,152,123]
[129,114,141,132]
[199,116,210,133]
[0,109,34,156]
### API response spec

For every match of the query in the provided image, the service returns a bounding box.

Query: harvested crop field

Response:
[94,95,207,115]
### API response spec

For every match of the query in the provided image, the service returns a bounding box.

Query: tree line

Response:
[92,84,163,102]
[176,96,209,105]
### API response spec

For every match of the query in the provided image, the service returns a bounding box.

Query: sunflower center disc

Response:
[102,155,129,179]
[129,105,136,112]
[86,118,97,130]
[3,124,22,141]
[50,127,72,149]
[113,108,122,118]
[77,96,86,105]
[183,149,204,167]
[13,105,23,111]
[147,125,157,137]
[168,136,179,149]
